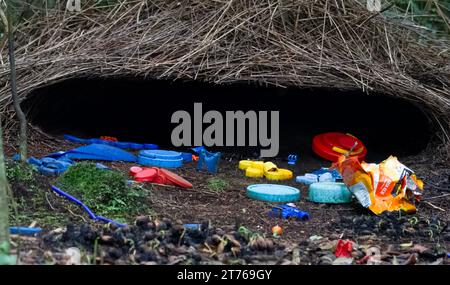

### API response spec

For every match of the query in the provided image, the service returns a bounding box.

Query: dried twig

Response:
[0,0,448,155]
[423,201,446,212]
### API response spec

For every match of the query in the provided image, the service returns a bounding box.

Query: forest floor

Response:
[3,131,450,265]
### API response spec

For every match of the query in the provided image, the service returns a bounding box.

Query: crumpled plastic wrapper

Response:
[333,155,424,214]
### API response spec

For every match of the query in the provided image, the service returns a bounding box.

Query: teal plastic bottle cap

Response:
[308,182,353,204]
[247,184,300,202]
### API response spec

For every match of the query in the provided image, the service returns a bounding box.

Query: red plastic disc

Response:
[129,166,144,176]
[134,168,157,182]
[312,132,367,162]
[159,168,193,188]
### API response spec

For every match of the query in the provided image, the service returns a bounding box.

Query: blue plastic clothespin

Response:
[288,154,298,165]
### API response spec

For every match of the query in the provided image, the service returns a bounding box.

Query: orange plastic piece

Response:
[272,225,283,236]
[100,136,118,142]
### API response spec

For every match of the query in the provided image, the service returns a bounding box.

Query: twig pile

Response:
[0,0,449,155]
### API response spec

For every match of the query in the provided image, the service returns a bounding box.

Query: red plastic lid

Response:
[312,132,367,162]
[159,168,193,188]
[134,168,157,182]
[129,166,144,176]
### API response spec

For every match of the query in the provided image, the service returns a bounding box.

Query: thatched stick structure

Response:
[0,1,449,157]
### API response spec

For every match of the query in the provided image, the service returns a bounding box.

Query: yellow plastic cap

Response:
[245,167,264,178]
[265,169,293,180]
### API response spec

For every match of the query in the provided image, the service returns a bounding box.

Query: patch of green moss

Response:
[57,162,151,221]
[5,161,34,183]
[207,178,230,192]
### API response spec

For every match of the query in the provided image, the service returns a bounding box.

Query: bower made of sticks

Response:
[0,1,449,161]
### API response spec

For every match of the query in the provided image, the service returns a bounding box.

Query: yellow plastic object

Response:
[332,146,364,155]
[263,162,277,172]
[265,168,293,180]
[239,160,263,170]
[245,167,264,178]
[239,160,292,180]
[239,160,252,170]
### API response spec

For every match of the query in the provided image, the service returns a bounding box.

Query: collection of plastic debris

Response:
[239,131,425,236]
[11,135,216,228]
[11,131,425,233]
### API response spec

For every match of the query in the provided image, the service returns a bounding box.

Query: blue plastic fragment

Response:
[96,163,110,170]
[64,134,158,150]
[138,156,183,168]
[181,152,193,162]
[128,143,144,150]
[197,148,221,173]
[26,156,75,176]
[138,150,183,168]
[41,157,57,164]
[12,154,21,161]
[296,174,318,185]
[51,185,126,227]
[63,134,86,144]
[191,146,205,154]
[27,157,43,166]
[46,151,67,158]
[144,144,158,149]
[64,144,137,162]
[312,167,342,180]
[10,227,42,235]
[296,168,342,185]
[287,154,298,165]
[183,224,202,230]
[38,160,72,175]
[268,205,309,220]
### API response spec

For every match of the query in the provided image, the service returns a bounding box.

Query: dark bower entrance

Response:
[22,77,432,162]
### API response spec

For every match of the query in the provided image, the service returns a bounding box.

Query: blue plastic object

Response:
[268,205,309,220]
[246,184,300,202]
[10,227,42,235]
[197,149,221,173]
[312,167,342,181]
[27,157,42,166]
[27,156,74,176]
[296,174,318,185]
[183,224,202,230]
[52,144,137,162]
[138,150,183,168]
[51,185,126,227]
[192,146,205,154]
[64,134,158,150]
[287,154,298,165]
[296,168,342,185]
[96,163,110,170]
[181,152,193,162]
[308,182,352,204]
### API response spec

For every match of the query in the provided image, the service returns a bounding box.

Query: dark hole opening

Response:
[22,77,433,162]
